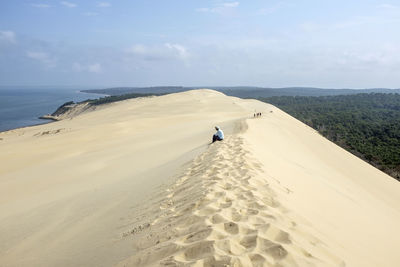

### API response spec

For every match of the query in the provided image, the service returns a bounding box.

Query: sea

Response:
[0,87,103,132]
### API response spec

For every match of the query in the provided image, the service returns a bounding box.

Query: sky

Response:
[1,0,400,88]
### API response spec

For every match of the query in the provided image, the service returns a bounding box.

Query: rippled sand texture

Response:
[118,135,345,266]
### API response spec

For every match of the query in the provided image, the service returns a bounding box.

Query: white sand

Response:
[0,89,399,266]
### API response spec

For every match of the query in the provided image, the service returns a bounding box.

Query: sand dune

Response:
[1,89,400,266]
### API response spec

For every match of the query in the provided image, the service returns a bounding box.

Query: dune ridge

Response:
[117,133,344,266]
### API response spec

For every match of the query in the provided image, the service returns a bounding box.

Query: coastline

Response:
[0,89,103,133]
[78,90,109,97]
[38,115,59,121]
[0,120,53,134]
[0,109,64,134]
[0,91,154,134]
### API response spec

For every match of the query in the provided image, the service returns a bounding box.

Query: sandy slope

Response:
[243,108,400,266]
[0,90,263,266]
[1,89,400,266]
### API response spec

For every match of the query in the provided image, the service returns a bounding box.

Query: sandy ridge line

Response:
[116,132,345,266]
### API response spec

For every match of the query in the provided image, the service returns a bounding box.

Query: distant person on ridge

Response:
[212,126,224,143]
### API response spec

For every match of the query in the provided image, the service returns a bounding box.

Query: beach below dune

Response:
[1,89,400,266]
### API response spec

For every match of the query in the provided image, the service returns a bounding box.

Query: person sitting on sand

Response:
[212,126,224,143]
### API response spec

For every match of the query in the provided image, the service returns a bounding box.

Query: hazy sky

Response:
[1,0,400,88]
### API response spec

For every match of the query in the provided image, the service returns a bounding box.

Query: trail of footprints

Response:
[128,136,344,267]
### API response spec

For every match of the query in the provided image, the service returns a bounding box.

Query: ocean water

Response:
[0,87,102,132]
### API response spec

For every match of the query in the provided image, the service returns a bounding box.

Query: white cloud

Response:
[0,31,16,44]
[127,44,148,55]
[73,62,102,73]
[222,2,239,8]
[83,12,99,16]
[337,48,400,69]
[72,62,83,71]
[299,22,322,32]
[88,63,102,73]
[97,2,111,7]
[333,16,371,29]
[165,43,189,59]
[61,1,77,8]
[196,1,239,14]
[27,51,46,59]
[126,43,189,61]
[257,7,276,15]
[31,3,50,8]
[196,8,210,12]
[26,51,57,68]
[379,4,399,9]
[332,15,395,30]
[256,2,293,15]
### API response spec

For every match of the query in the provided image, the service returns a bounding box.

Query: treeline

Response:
[50,93,158,117]
[84,93,160,105]
[261,93,400,180]
[82,87,183,96]
[82,86,400,97]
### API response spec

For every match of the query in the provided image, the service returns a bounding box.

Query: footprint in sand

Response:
[123,136,344,267]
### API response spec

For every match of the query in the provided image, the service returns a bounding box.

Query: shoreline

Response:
[0,91,154,134]
[0,90,105,134]
[38,115,59,121]
[0,120,54,134]
[0,109,65,134]
[78,90,110,97]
